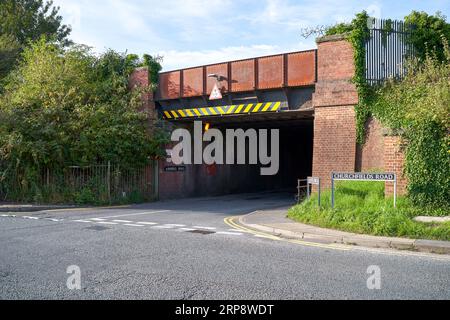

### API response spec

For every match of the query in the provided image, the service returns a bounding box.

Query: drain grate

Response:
[188,229,216,235]
[85,225,110,231]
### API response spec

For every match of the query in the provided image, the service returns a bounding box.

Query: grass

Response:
[288,181,450,241]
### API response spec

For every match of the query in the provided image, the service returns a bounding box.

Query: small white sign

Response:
[209,83,222,100]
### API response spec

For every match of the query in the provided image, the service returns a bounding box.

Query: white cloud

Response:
[51,0,450,72]
[155,0,232,18]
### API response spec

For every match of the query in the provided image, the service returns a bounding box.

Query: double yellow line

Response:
[224,216,350,251]
[224,216,281,241]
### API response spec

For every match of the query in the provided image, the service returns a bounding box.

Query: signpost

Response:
[306,176,321,207]
[331,172,397,209]
[164,166,186,172]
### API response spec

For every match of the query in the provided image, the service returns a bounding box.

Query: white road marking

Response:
[164,224,186,227]
[90,218,106,221]
[94,210,170,219]
[112,220,132,223]
[193,226,217,230]
[97,222,118,225]
[216,231,243,236]
[136,222,158,225]
[123,224,145,227]
[73,220,93,223]
[46,218,61,222]
[23,216,39,220]
[1,214,9,217]
[254,234,270,238]
[178,228,196,231]
[152,225,175,229]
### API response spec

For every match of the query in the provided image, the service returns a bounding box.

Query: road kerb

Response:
[237,210,450,255]
[414,240,450,255]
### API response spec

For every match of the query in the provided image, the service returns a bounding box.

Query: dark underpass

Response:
[175,117,314,197]
[155,49,317,199]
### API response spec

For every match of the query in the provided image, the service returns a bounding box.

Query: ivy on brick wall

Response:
[325,11,372,144]
[372,41,450,208]
[325,11,450,208]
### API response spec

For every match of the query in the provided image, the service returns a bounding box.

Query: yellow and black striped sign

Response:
[162,102,283,120]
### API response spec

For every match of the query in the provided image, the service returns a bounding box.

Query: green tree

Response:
[141,54,163,85]
[0,39,167,202]
[0,34,21,81]
[0,0,71,45]
[0,0,71,82]
[404,11,450,62]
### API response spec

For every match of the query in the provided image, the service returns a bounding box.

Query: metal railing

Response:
[0,162,156,204]
[296,179,308,203]
[365,18,416,85]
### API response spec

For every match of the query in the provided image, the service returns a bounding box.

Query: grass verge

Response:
[288,181,450,241]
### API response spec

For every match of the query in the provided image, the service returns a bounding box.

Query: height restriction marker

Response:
[209,83,222,101]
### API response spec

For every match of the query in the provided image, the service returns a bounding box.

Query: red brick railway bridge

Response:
[130,35,406,200]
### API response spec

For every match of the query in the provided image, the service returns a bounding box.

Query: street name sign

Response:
[164,166,186,172]
[332,172,396,181]
[331,172,397,208]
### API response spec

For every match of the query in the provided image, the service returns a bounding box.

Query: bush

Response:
[0,39,169,204]
[372,39,450,208]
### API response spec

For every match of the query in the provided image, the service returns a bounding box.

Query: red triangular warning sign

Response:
[209,83,222,100]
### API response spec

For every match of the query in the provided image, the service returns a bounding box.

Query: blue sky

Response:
[53,0,450,71]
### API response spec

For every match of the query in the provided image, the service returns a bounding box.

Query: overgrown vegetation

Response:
[288,181,450,241]
[0,1,168,204]
[324,10,450,144]
[405,11,450,62]
[372,41,450,208]
[323,11,450,209]
[325,11,372,144]
[0,39,168,203]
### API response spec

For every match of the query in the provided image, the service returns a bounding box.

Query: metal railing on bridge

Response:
[365,18,416,85]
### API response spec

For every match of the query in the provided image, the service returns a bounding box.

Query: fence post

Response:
[153,159,159,200]
[318,178,321,207]
[307,181,310,200]
[107,161,111,204]
[46,168,50,186]
[331,173,335,209]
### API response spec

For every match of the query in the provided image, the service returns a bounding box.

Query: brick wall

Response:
[129,67,156,121]
[356,117,385,171]
[128,67,158,199]
[316,36,356,81]
[312,105,357,187]
[313,35,358,108]
[384,135,407,196]
[312,35,358,187]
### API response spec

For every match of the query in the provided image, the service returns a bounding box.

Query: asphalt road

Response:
[1,192,449,300]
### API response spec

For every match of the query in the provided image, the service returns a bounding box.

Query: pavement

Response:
[1,192,449,300]
[236,209,450,255]
[0,203,79,212]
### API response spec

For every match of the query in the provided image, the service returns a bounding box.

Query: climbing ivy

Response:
[372,41,450,208]
[325,11,450,208]
[325,11,372,143]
